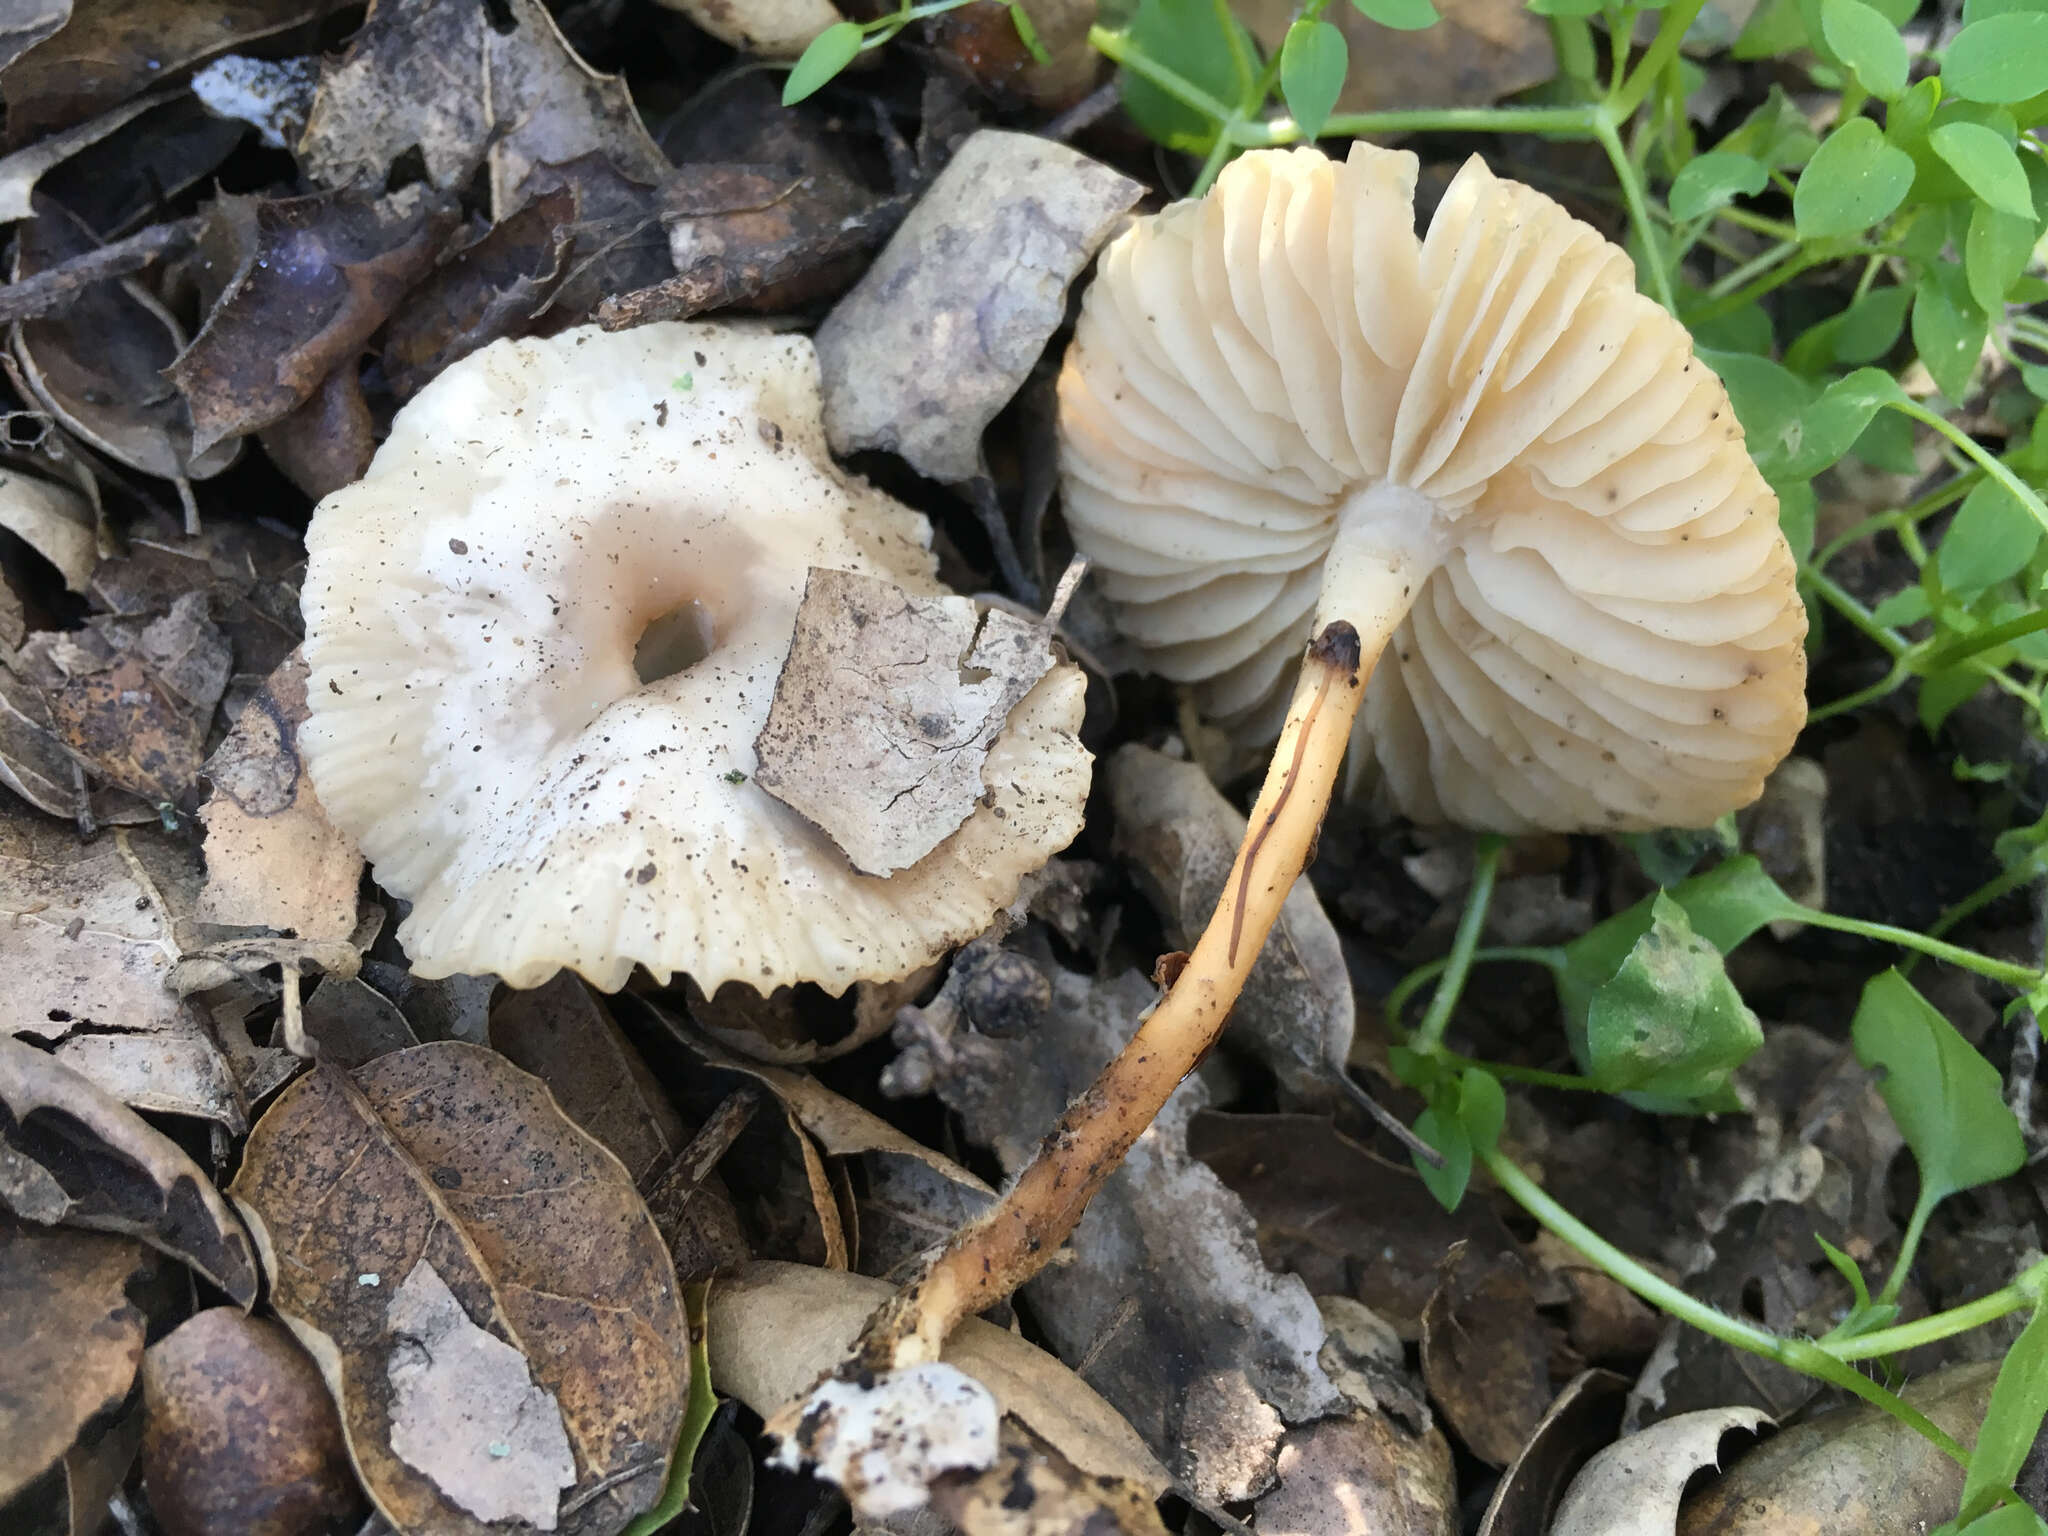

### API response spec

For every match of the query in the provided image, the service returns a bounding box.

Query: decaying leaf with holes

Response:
[228,1042,688,1535]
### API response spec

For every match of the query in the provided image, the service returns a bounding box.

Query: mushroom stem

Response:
[854,615,1382,1371]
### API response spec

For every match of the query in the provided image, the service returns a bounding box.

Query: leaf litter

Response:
[1,0,2046,1531]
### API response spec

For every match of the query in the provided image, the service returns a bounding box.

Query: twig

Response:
[0,217,200,325]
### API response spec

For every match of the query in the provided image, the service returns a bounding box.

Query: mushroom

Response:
[299,322,1090,995]
[838,144,1806,1375]
[1061,142,1807,830]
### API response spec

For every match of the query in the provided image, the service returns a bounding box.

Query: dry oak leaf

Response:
[0,461,95,590]
[199,649,364,945]
[0,1213,147,1504]
[752,566,1070,876]
[0,0,343,148]
[228,1042,689,1536]
[1551,1404,1770,1536]
[0,1034,258,1304]
[297,0,667,220]
[170,186,456,453]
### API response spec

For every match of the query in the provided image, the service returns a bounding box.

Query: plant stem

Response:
[1593,111,1677,311]
[1889,399,2048,541]
[1087,25,1235,123]
[1383,946,1570,1032]
[1831,1259,2048,1361]
[1878,1185,1940,1309]
[1410,835,1509,1055]
[1793,907,2043,989]
[1924,608,2048,670]
[1481,1145,1974,1466]
[1437,1048,1601,1091]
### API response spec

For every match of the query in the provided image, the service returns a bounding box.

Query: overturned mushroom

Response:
[300,323,1090,993]
[831,145,1805,1381]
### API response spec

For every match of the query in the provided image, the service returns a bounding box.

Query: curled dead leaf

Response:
[228,1042,688,1536]
[0,1214,147,1505]
[1550,1404,1770,1536]
[0,1034,258,1304]
[171,187,455,453]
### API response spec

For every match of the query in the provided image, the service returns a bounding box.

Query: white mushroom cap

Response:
[1059,145,1807,833]
[301,322,1089,993]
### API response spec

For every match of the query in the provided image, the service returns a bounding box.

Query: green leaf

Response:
[1943,14,2048,102]
[1834,284,1915,364]
[1952,1505,2048,1536]
[1280,19,1347,139]
[1941,479,2043,593]
[1557,856,1799,1055]
[1777,478,1818,559]
[1930,122,2041,217]
[1786,367,1908,478]
[1967,202,2039,311]
[1852,968,2026,1209]
[1583,892,1766,1102]
[1528,0,1608,15]
[1964,0,2048,22]
[1887,76,1942,148]
[1913,262,1990,402]
[620,1281,719,1536]
[1412,1106,1473,1210]
[1120,0,1251,152]
[1459,1068,1506,1156]
[1822,0,1910,97]
[1795,118,1917,237]
[1959,1302,2048,1525]
[1670,152,1771,219]
[782,20,865,105]
[1873,586,1934,625]
[1699,349,1816,476]
[1920,662,1989,734]
[1355,0,1443,28]
[1852,406,1921,472]
[1008,2,1051,65]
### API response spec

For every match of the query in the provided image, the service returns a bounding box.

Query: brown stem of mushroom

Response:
[852,620,1371,1372]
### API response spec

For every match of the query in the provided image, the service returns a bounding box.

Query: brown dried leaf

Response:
[0,1035,258,1304]
[0,660,92,819]
[1476,1369,1629,1536]
[1239,0,1554,115]
[488,973,686,1187]
[709,1260,1168,1496]
[928,1420,1169,1536]
[679,1030,992,1282]
[1256,1413,1456,1536]
[141,1307,366,1536]
[815,129,1140,484]
[300,976,419,1068]
[17,590,230,805]
[1420,1243,1559,1468]
[507,154,669,327]
[0,809,247,1128]
[255,357,375,499]
[0,463,94,590]
[199,651,363,944]
[922,0,1100,110]
[11,201,238,489]
[0,89,166,224]
[752,567,1065,877]
[0,1214,146,1504]
[0,0,339,147]
[1109,744,1354,1104]
[0,0,67,77]
[298,0,666,220]
[1674,1362,1994,1535]
[380,191,576,401]
[170,188,455,453]
[88,516,304,684]
[228,1043,689,1536]
[1190,1111,1523,1339]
